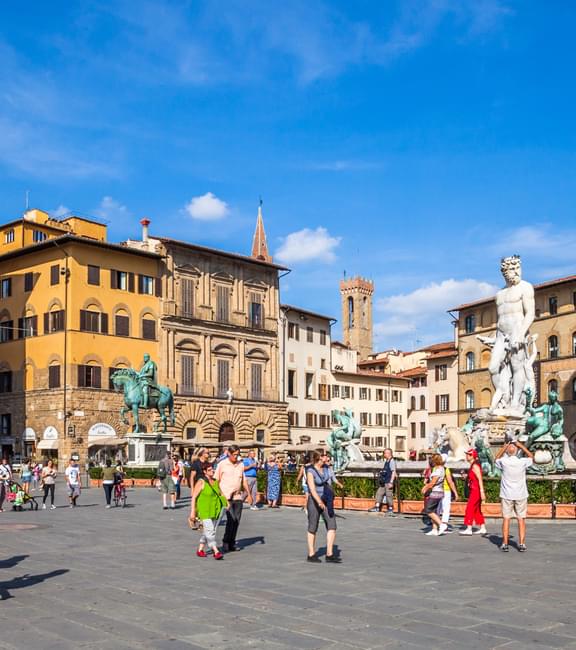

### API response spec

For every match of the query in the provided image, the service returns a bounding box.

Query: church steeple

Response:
[251,200,272,263]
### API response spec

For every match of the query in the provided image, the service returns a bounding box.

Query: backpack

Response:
[378,459,394,487]
[157,460,167,479]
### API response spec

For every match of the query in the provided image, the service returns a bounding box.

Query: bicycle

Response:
[113,481,127,508]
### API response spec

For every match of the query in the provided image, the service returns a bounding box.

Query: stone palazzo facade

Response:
[134,235,290,447]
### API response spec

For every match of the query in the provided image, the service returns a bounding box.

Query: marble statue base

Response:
[474,408,526,445]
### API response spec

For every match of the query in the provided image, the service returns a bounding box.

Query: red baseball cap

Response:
[465,448,478,459]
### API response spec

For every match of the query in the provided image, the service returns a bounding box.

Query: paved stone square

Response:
[2,486,576,649]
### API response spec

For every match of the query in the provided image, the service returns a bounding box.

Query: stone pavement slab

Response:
[2,486,576,649]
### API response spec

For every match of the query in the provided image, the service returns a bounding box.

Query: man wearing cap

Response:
[494,440,533,552]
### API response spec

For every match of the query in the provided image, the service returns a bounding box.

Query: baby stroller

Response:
[6,480,39,511]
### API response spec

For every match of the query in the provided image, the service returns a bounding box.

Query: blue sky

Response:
[1,1,576,350]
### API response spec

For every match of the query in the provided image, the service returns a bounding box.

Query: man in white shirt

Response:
[65,459,81,507]
[494,440,533,552]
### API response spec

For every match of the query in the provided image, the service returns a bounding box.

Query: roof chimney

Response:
[140,218,150,244]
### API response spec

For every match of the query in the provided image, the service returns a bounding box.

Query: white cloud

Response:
[305,160,382,172]
[94,196,131,222]
[374,278,498,349]
[185,192,230,221]
[493,224,576,261]
[275,227,341,264]
[50,205,70,219]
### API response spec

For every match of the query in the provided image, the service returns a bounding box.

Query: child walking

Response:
[189,462,227,560]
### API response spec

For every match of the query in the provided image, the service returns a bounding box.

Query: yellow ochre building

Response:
[0,207,289,468]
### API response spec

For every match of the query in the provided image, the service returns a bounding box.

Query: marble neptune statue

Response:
[477,255,536,414]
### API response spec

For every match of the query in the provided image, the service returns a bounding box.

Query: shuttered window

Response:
[78,365,101,388]
[251,363,263,400]
[24,272,33,292]
[216,285,230,322]
[217,359,230,397]
[181,278,194,317]
[142,318,156,340]
[80,310,107,334]
[0,371,12,393]
[44,310,65,334]
[115,315,130,337]
[0,320,13,342]
[181,355,194,395]
[50,264,60,286]
[249,292,263,328]
[18,316,37,338]
[87,265,100,286]
[48,365,61,389]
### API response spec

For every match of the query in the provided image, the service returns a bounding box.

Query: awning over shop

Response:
[37,439,59,450]
[88,437,128,448]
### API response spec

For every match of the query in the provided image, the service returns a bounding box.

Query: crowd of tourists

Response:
[414,440,533,552]
[0,435,535,560]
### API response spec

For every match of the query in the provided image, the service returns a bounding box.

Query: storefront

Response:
[37,426,59,463]
[87,423,127,465]
[23,427,36,460]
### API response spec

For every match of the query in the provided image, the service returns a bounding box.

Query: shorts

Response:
[68,484,80,498]
[307,496,337,534]
[424,495,443,515]
[501,498,528,519]
[160,477,176,495]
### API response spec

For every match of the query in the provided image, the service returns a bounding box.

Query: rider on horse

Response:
[138,353,158,409]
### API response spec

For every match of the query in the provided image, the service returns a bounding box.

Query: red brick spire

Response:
[251,200,272,262]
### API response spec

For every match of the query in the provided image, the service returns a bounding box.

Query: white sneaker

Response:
[474,526,487,535]
[106,505,111,509]
[438,523,448,536]
[459,527,473,536]
[50,505,56,510]
[425,528,438,536]
[42,504,46,510]
[250,506,258,510]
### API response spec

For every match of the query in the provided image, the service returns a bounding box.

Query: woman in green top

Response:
[189,463,227,560]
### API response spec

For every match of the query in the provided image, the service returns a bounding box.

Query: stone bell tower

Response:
[340,276,374,360]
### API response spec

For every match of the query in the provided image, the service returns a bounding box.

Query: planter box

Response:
[90,478,155,488]
[555,504,576,519]
[398,499,559,519]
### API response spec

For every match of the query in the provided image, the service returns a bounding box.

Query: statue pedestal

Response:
[473,408,526,447]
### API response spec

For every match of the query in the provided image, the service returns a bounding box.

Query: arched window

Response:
[420,395,425,410]
[142,316,156,341]
[410,396,416,410]
[548,335,559,359]
[572,332,576,356]
[466,352,475,371]
[548,379,559,394]
[481,388,492,408]
[465,390,475,410]
[362,296,367,327]
[347,297,354,328]
[115,309,130,337]
[573,377,576,401]
[480,350,491,367]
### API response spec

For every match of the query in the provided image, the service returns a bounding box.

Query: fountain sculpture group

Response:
[329,255,567,476]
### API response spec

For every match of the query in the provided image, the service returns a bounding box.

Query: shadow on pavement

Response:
[0,568,69,600]
[0,555,29,569]
[237,535,266,549]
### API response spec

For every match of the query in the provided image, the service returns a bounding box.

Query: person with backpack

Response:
[305,450,341,563]
[368,448,397,514]
[157,452,176,510]
[189,461,227,559]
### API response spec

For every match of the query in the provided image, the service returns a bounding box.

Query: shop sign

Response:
[43,426,59,440]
